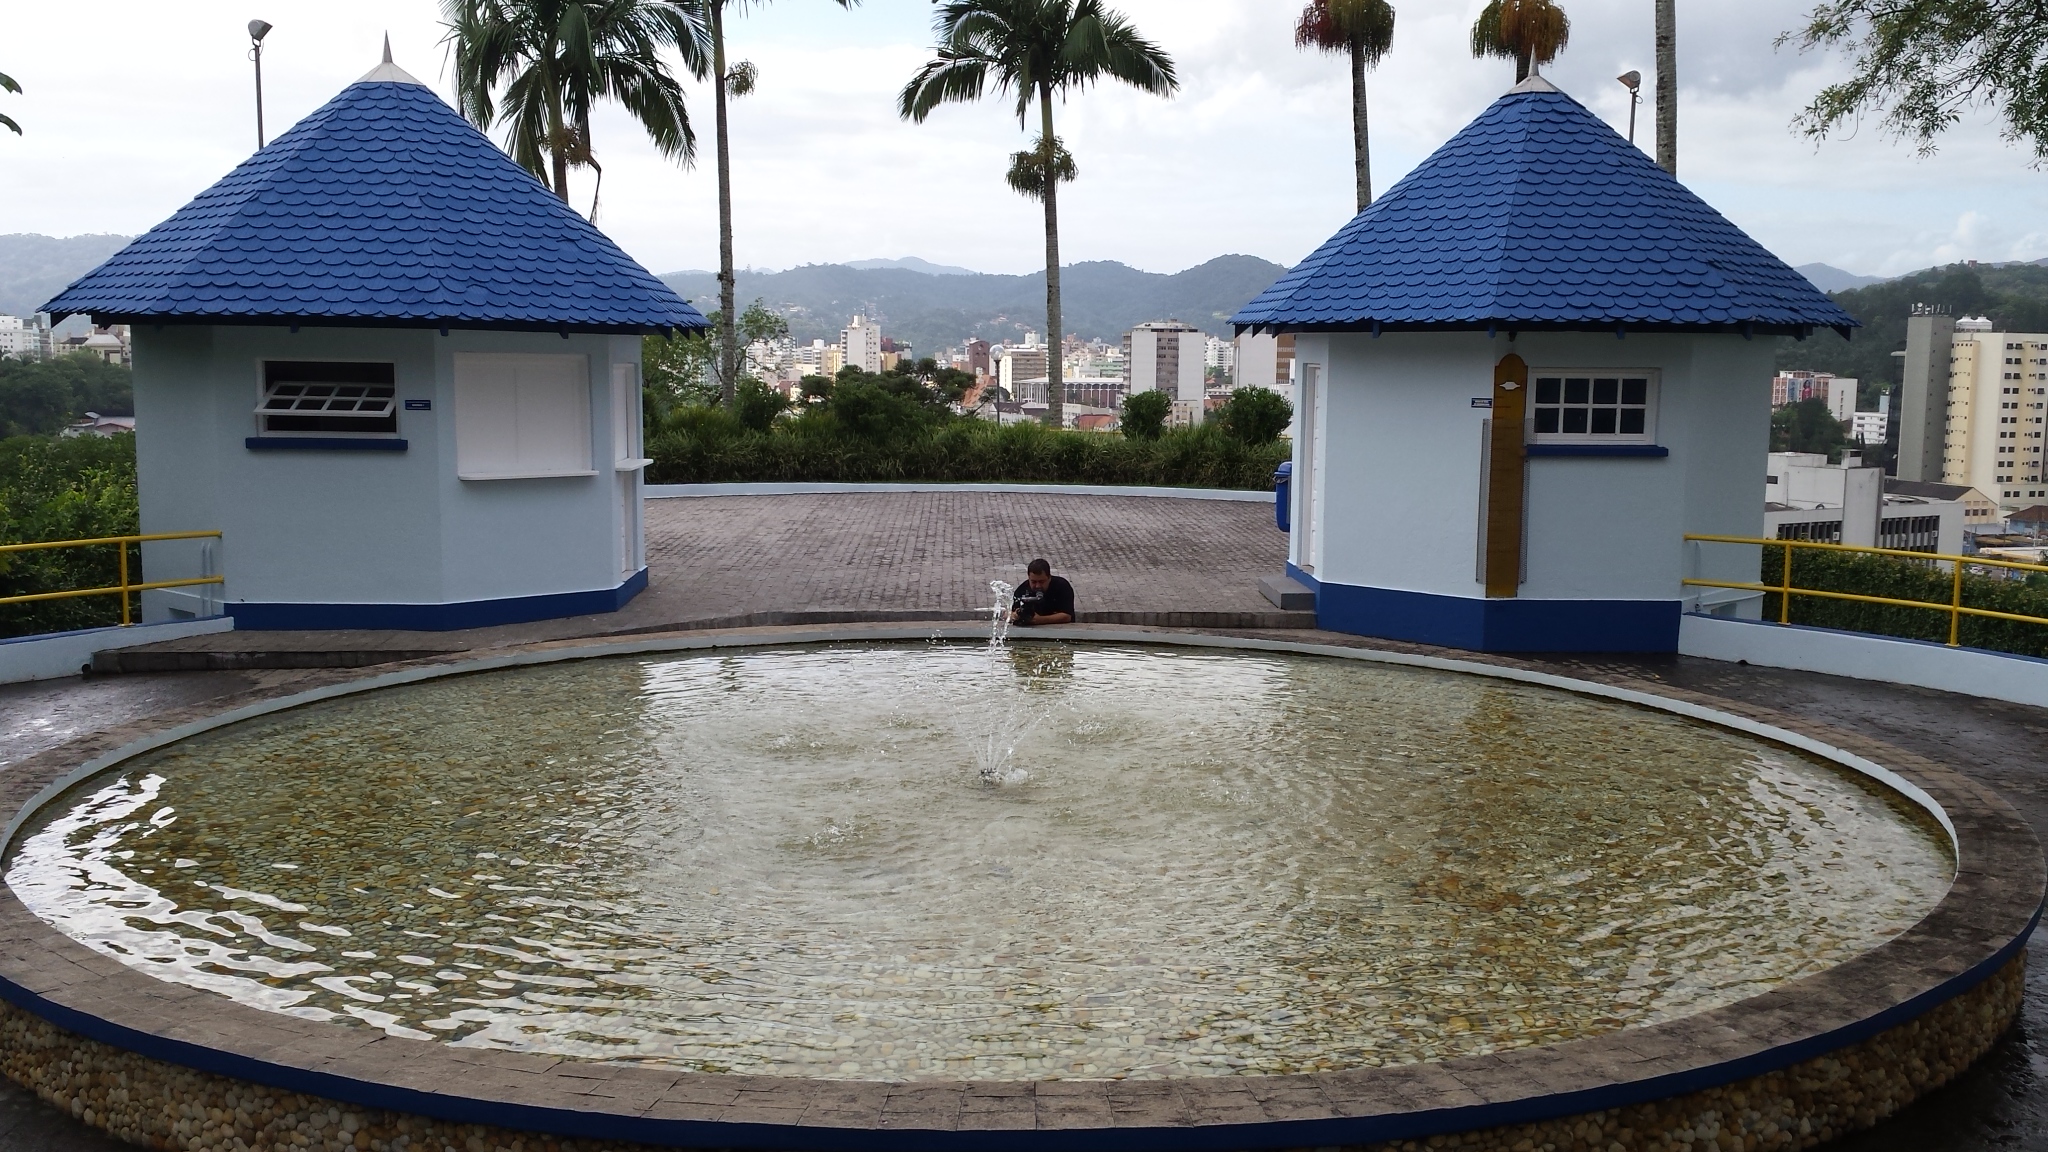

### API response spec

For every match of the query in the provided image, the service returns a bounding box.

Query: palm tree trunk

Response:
[1515,47,1530,83]
[548,85,571,202]
[1654,0,1677,176]
[1350,45,1370,211]
[712,0,739,406]
[1039,87,1064,430]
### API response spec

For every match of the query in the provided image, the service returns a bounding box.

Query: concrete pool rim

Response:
[0,623,2038,1152]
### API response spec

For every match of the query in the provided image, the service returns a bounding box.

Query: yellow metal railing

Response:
[1683,534,2048,647]
[0,531,222,626]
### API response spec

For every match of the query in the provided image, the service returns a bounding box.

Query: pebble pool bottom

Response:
[5,643,1953,1082]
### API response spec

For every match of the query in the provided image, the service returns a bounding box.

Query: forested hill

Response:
[659,256,1291,353]
[1777,263,2048,405]
[0,234,134,318]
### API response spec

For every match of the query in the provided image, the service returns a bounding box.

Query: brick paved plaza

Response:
[0,491,2045,1151]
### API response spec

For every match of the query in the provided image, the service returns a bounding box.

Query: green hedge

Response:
[1762,544,2048,659]
[645,417,1290,490]
[0,434,140,638]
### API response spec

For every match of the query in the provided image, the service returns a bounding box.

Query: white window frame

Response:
[453,353,596,481]
[612,362,651,470]
[253,360,399,436]
[1528,368,1660,445]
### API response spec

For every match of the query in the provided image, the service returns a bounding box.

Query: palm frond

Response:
[0,112,18,136]
[0,71,20,95]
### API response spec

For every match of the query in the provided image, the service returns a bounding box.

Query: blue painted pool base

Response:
[226,568,647,631]
[1287,568,1681,653]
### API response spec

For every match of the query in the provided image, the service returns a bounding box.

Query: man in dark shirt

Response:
[1010,558,1075,627]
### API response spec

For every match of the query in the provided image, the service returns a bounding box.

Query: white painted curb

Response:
[0,616,234,686]
[644,482,1271,502]
[1679,614,2048,710]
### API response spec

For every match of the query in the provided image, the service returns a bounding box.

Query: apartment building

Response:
[1123,320,1205,402]
[1771,370,1855,422]
[841,315,882,373]
[1940,316,2048,509]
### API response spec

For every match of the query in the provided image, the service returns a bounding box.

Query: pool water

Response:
[6,643,1952,1080]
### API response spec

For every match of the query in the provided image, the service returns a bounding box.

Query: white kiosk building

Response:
[43,55,706,631]
[1236,77,1857,653]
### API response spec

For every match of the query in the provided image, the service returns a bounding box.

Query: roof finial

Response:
[382,34,393,65]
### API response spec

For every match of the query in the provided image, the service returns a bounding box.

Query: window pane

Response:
[1563,408,1589,434]
[1563,378,1590,404]
[1593,378,1619,405]
[1535,377,1561,404]
[1534,409,1559,433]
[1591,408,1618,434]
[1621,378,1648,405]
[1619,409,1646,434]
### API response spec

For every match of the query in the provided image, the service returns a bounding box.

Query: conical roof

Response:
[1233,78,1857,338]
[44,67,705,335]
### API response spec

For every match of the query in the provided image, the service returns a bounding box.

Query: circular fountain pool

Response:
[6,642,1952,1084]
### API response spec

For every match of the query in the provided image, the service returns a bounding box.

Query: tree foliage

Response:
[1120,389,1170,441]
[1771,397,1850,458]
[0,353,133,438]
[1783,0,2048,162]
[0,70,21,136]
[1216,387,1293,446]
[1295,0,1395,210]
[1471,0,1569,82]
[441,0,707,207]
[0,433,139,638]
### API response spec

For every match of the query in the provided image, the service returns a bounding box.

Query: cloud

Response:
[1,0,2042,285]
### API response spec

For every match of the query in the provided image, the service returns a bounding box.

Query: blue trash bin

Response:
[1273,461,1292,533]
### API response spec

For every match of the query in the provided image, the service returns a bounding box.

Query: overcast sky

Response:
[4,0,2044,279]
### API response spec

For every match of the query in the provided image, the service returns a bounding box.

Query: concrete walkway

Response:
[1,491,2046,1150]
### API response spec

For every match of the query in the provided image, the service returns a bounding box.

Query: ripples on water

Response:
[6,643,1952,1080]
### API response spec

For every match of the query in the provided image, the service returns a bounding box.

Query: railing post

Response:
[1779,543,1793,625]
[118,539,131,627]
[1950,559,1964,647]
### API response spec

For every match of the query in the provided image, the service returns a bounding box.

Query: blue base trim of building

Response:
[246,437,409,452]
[1284,562,1321,591]
[1318,582,1680,653]
[229,568,647,631]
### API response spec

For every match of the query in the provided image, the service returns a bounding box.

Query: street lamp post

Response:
[248,19,272,149]
[1617,70,1642,146]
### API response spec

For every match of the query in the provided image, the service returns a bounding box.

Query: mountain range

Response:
[0,233,135,320]
[657,256,1291,354]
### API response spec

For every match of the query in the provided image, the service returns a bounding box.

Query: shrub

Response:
[1761,544,2048,659]
[1120,390,1170,441]
[732,378,791,433]
[644,407,1287,489]
[0,433,140,638]
[1216,386,1293,445]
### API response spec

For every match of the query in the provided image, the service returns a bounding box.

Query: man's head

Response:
[1026,558,1052,590]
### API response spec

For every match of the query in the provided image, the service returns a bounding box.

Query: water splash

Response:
[987,579,1014,653]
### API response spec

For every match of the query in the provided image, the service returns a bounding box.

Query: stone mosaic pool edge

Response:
[0,624,2036,1152]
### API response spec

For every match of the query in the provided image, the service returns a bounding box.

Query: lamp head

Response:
[1617,70,1641,92]
[248,19,272,43]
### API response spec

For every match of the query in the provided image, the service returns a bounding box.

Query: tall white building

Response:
[841,315,882,373]
[1940,317,2048,508]
[1123,321,1205,402]
[0,315,49,361]
[1204,336,1235,373]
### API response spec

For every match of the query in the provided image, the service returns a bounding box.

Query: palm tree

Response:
[1470,0,1568,84]
[900,1,1177,430]
[1294,0,1395,213]
[702,1,861,406]
[1654,0,1676,175]
[442,0,705,214]
[0,71,20,136]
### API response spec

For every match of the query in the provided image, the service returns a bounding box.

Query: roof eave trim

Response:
[1232,319,1853,340]
[85,312,710,337]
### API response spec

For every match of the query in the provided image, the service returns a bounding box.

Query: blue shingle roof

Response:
[43,73,706,335]
[1233,78,1857,339]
